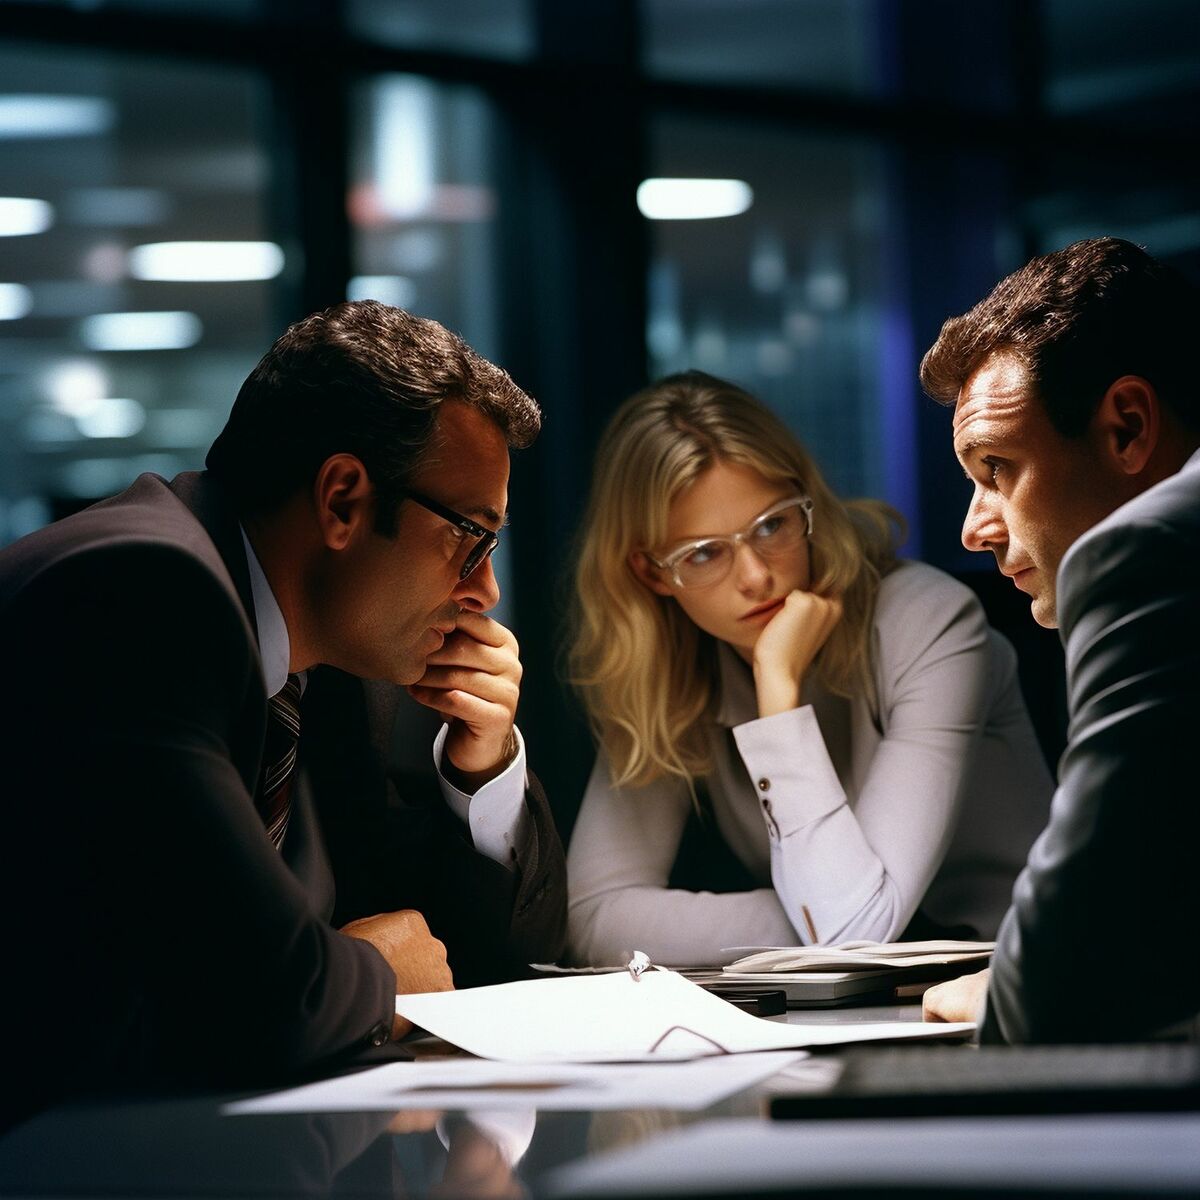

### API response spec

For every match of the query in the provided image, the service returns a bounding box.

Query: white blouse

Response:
[567,562,1053,965]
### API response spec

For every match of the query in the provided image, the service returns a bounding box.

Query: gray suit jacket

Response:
[980,448,1200,1042]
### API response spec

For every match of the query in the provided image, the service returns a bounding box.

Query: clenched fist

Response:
[752,589,843,717]
[341,909,454,1039]
[922,967,991,1024]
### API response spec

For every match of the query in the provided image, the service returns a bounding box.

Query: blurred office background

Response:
[1,0,1198,828]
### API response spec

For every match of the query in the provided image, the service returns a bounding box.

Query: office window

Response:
[0,0,256,17]
[350,73,512,614]
[1026,170,1200,269]
[1044,0,1200,122]
[348,0,534,62]
[643,0,877,94]
[0,45,276,543]
[644,115,889,504]
[350,74,501,360]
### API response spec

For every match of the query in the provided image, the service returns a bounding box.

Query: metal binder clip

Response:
[626,950,651,981]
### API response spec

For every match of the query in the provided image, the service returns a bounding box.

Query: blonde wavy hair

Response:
[568,371,903,789]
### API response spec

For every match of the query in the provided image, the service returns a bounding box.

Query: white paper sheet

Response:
[223,1051,807,1115]
[393,969,973,1062]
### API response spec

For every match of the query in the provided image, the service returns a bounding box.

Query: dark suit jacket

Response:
[980,449,1200,1043]
[0,471,565,1127]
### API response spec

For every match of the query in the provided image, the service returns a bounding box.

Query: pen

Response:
[801,905,820,944]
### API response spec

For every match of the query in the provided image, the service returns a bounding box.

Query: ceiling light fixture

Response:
[0,95,115,139]
[80,311,203,351]
[128,241,285,282]
[636,178,753,221]
[0,197,54,236]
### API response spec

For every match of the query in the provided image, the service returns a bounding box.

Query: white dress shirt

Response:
[240,529,529,867]
[568,560,1054,964]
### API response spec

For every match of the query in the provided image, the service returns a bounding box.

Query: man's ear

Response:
[629,551,673,597]
[1093,375,1160,476]
[312,454,374,550]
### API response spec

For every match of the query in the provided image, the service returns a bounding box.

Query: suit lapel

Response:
[167,471,259,642]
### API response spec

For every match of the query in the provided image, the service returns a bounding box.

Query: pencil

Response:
[801,904,820,944]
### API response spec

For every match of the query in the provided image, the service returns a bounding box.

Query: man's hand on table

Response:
[341,909,454,1039]
[923,967,990,1024]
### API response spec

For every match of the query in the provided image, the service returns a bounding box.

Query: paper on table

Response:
[394,970,973,1062]
[223,1051,808,1115]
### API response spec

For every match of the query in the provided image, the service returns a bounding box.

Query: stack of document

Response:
[719,940,994,1007]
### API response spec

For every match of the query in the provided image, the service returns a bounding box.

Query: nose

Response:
[452,553,500,612]
[961,485,1004,554]
[731,540,772,594]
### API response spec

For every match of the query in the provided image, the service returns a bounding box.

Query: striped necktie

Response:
[257,674,301,849]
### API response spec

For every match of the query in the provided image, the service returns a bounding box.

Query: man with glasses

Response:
[0,301,566,1127]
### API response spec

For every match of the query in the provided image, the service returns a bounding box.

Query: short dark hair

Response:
[206,300,540,529]
[920,237,1200,436]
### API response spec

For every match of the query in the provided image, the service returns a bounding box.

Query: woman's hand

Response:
[752,590,842,717]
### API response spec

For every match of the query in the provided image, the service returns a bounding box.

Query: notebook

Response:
[716,939,994,1008]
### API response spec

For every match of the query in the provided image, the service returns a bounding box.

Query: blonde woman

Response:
[566,371,1051,965]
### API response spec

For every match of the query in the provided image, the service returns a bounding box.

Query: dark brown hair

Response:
[206,300,540,529]
[920,237,1200,435]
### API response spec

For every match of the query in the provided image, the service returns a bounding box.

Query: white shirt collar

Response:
[240,527,291,698]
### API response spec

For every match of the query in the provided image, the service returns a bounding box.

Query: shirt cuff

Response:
[436,1110,537,1166]
[731,705,846,837]
[433,724,530,869]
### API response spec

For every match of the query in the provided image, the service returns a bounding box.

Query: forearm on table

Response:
[567,883,797,966]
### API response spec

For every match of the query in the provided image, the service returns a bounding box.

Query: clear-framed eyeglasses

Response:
[645,494,814,590]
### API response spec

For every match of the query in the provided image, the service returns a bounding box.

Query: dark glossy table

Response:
[4,1005,1198,1199]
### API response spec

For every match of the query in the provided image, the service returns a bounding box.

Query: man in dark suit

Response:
[916,238,1200,1041]
[0,301,565,1127]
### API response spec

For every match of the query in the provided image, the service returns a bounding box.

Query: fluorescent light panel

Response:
[128,241,284,282]
[46,361,108,416]
[0,197,54,236]
[636,178,753,221]
[348,274,417,309]
[80,311,203,351]
[0,95,115,139]
[76,397,147,439]
[0,283,33,320]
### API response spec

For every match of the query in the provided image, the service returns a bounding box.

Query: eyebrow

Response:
[954,435,1003,459]
[465,504,507,530]
[668,495,795,545]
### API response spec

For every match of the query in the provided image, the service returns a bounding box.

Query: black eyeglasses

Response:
[403,489,500,581]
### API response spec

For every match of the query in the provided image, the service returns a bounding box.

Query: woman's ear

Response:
[629,551,674,596]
